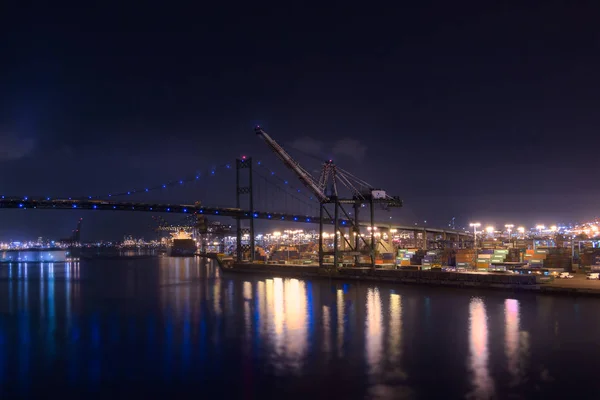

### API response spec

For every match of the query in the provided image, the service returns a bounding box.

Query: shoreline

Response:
[223,262,600,298]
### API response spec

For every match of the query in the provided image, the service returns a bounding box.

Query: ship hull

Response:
[167,239,197,257]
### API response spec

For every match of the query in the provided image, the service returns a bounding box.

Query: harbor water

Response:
[1,257,600,399]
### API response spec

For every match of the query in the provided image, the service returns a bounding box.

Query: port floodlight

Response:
[505,224,514,229]
[517,227,525,233]
[550,225,558,232]
[485,226,495,233]
[469,222,481,228]
[536,225,545,231]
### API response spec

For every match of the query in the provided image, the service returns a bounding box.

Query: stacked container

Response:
[505,248,523,262]
[422,250,442,268]
[525,249,547,267]
[396,249,425,267]
[455,249,476,269]
[543,248,572,271]
[581,249,600,271]
[491,249,509,264]
[397,249,414,267]
[476,250,493,271]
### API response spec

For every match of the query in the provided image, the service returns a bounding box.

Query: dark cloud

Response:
[289,137,324,155]
[289,136,368,162]
[332,138,367,162]
[0,133,35,161]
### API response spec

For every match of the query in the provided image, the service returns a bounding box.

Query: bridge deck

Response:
[0,198,470,237]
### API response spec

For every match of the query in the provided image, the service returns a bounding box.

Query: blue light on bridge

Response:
[297,189,301,193]
[211,170,215,175]
[167,208,171,212]
[215,211,219,214]
[131,206,135,210]
[257,161,261,165]
[73,204,77,208]
[162,184,166,188]
[145,188,149,192]
[281,216,285,220]
[113,206,116,209]
[150,207,153,211]
[46,197,50,200]
[294,217,298,221]
[127,191,131,195]
[271,171,275,175]
[108,194,112,197]
[284,181,288,184]
[199,209,203,213]
[195,176,199,179]
[19,203,23,208]
[93,205,97,209]
[183,208,188,213]
[179,180,183,184]
[88,196,92,199]
[306,218,310,222]
[24,196,28,200]
[253,213,258,218]
[342,221,346,225]
[267,214,271,219]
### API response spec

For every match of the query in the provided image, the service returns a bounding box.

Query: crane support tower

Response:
[73,218,83,244]
[235,157,255,262]
[255,126,402,269]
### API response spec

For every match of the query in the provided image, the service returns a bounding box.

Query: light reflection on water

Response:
[1,258,600,398]
[366,287,383,377]
[505,299,520,386]
[468,297,494,399]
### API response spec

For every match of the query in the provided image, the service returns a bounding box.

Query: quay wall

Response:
[224,262,600,297]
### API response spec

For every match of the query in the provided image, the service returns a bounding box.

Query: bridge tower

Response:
[236,157,255,262]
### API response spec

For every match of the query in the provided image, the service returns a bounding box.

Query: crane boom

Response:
[255,126,330,203]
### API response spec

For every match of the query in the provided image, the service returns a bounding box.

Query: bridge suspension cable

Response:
[254,160,318,202]
[0,160,236,202]
[254,168,318,216]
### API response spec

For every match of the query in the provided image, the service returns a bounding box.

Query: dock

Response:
[223,262,600,297]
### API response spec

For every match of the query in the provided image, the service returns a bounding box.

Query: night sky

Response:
[1,3,599,241]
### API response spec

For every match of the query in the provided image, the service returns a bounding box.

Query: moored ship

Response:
[167,229,197,257]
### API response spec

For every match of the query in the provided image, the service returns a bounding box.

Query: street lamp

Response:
[469,222,481,248]
[505,224,514,241]
[470,223,481,269]
[517,226,525,238]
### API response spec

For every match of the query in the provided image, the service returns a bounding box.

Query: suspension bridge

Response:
[0,127,471,266]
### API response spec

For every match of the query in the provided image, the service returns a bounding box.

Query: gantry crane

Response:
[255,126,402,269]
[73,218,83,244]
